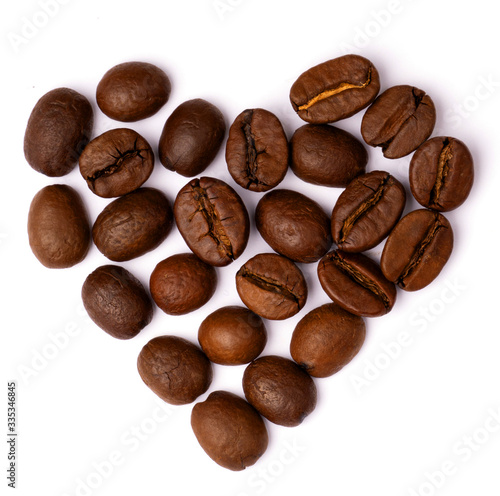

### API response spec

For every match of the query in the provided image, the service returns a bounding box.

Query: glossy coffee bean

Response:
[191,391,269,471]
[331,170,406,252]
[256,189,332,263]
[226,108,288,192]
[381,209,454,291]
[174,177,249,267]
[137,336,212,405]
[79,128,154,198]
[318,250,397,317]
[361,85,436,159]
[410,137,474,212]
[159,99,226,177]
[150,253,217,315]
[290,124,367,187]
[236,253,307,321]
[93,187,173,262]
[243,355,317,427]
[198,306,267,365]
[290,303,366,378]
[96,61,171,122]
[28,185,90,268]
[82,265,153,340]
[290,54,380,123]
[24,88,93,177]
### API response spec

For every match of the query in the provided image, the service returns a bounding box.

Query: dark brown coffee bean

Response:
[150,253,217,315]
[198,306,267,365]
[159,99,226,177]
[82,265,153,340]
[255,189,331,263]
[93,187,173,261]
[226,108,288,192]
[236,253,307,321]
[381,209,453,291]
[96,61,171,122]
[79,128,154,198]
[290,54,380,124]
[361,85,436,159]
[24,88,93,177]
[174,177,249,267]
[28,185,90,268]
[318,250,397,317]
[290,303,366,378]
[137,336,212,405]
[243,355,317,427]
[191,391,268,471]
[290,124,367,187]
[409,137,474,212]
[332,171,406,252]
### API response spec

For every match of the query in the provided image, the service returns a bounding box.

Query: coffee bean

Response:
[290,303,366,378]
[137,336,212,405]
[198,306,267,365]
[290,124,367,187]
[82,265,153,340]
[93,187,173,262]
[226,108,288,192]
[331,170,406,252]
[381,209,453,291]
[290,54,380,123]
[28,185,90,268]
[318,250,397,317]
[235,253,307,321]
[96,61,171,122]
[159,99,226,177]
[255,189,332,263]
[243,355,317,427]
[24,88,93,177]
[174,177,249,267]
[361,85,436,159]
[409,137,474,212]
[79,128,154,198]
[150,253,217,315]
[191,391,268,471]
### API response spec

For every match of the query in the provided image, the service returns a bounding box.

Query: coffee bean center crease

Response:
[191,181,234,259]
[298,67,373,111]
[430,139,453,206]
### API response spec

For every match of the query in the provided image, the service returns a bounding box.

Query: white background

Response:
[2,1,500,495]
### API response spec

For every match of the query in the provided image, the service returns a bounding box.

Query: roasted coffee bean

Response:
[290,54,380,124]
[236,253,307,321]
[290,303,366,378]
[24,88,93,177]
[318,250,397,317]
[331,170,406,252]
[79,128,154,198]
[93,187,173,262]
[381,209,453,291]
[409,137,474,212]
[137,336,212,405]
[159,99,226,177]
[255,189,331,263]
[243,355,317,427]
[82,265,153,340]
[174,177,249,267]
[28,185,90,268]
[361,85,436,159]
[198,306,267,365]
[191,391,269,471]
[290,124,367,187]
[226,108,288,192]
[150,253,217,315]
[96,61,171,122]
